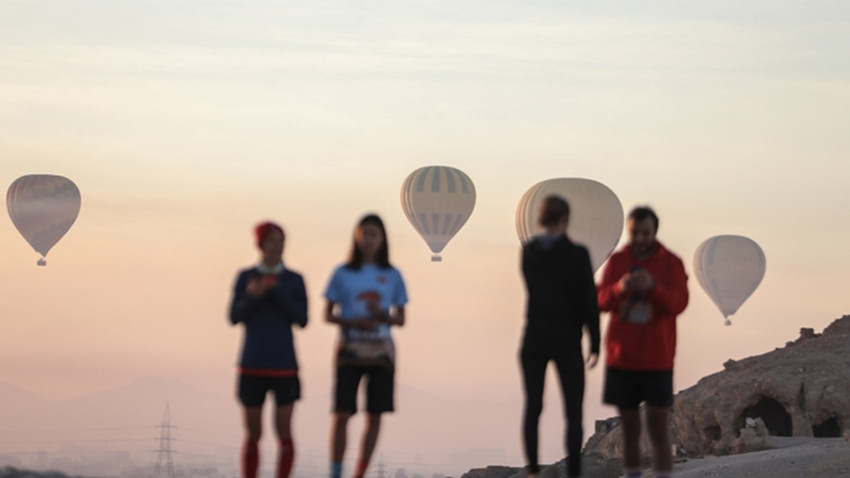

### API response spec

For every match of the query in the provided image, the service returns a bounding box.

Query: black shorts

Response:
[603,367,673,409]
[238,374,301,407]
[334,365,394,414]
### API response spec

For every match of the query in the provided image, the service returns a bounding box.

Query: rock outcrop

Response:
[584,314,850,460]
[0,468,78,478]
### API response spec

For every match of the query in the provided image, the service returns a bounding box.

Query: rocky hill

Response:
[461,315,850,478]
[584,314,850,460]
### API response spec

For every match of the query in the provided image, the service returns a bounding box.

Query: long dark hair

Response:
[345,213,392,270]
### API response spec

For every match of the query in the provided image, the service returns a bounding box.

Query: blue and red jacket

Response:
[229,266,308,376]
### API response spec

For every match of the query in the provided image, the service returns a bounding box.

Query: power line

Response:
[152,403,176,478]
[0,426,154,434]
[375,455,388,478]
[178,427,239,438]
[0,437,153,445]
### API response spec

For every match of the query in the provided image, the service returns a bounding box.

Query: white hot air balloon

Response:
[516,178,624,272]
[693,235,766,326]
[400,166,476,262]
[7,174,81,266]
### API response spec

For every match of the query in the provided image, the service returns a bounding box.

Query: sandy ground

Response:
[516,437,850,478]
[671,437,850,478]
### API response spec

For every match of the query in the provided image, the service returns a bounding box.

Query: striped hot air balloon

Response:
[693,235,766,326]
[400,166,476,262]
[516,178,623,272]
[7,174,81,266]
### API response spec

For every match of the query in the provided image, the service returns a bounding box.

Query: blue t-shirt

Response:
[323,263,408,342]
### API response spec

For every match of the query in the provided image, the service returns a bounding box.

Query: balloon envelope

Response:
[7,174,81,265]
[400,166,476,262]
[516,178,624,272]
[693,235,765,322]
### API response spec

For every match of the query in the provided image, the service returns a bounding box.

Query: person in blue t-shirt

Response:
[324,214,408,478]
[229,221,308,478]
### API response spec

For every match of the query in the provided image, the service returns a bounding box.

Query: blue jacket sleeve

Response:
[229,270,261,325]
[267,273,308,328]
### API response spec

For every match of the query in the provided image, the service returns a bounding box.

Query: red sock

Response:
[278,438,294,478]
[242,440,259,478]
[354,459,369,478]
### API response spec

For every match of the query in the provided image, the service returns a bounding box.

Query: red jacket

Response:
[598,241,688,371]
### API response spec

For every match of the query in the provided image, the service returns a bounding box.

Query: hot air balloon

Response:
[693,235,765,326]
[400,166,476,262]
[7,174,81,266]
[516,178,623,272]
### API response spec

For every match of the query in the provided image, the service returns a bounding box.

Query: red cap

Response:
[255,221,284,247]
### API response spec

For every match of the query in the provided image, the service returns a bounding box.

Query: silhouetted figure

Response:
[520,195,600,478]
[229,222,308,478]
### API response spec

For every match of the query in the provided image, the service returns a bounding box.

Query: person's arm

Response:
[578,248,601,357]
[597,256,627,313]
[379,269,408,327]
[372,304,404,326]
[267,274,308,328]
[229,271,264,325]
[648,256,689,317]
[324,300,381,330]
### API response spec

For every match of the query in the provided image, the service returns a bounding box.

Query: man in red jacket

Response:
[597,206,688,478]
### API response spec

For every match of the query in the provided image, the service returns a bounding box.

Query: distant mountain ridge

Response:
[0,374,522,476]
[0,379,47,409]
[0,375,238,445]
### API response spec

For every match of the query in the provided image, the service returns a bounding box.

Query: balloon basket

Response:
[724,318,732,326]
[431,255,442,262]
[37,258,47,266]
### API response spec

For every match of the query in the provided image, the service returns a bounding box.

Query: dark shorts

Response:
[334,365,394,414]
[603,367,673,409]
[238,374,301,407]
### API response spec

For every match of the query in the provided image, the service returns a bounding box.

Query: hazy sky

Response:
[2,0,849,472]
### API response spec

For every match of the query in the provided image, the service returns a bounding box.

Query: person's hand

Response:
[630,269,655,294]
[586,353,599,369]
[367,300,381,314]
[246,276,270,298]
[246,274,277,298]
[358,317,381,330]
[366,301,389,322]
[618,274,632,295]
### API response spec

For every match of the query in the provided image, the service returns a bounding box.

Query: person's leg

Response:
[274,404,295,478]
[644,370,674,476]
[554,350,585,477]
[354,413,381,478]
[331,411,352,476]
[238,374,266,478]
[331,367,361,478]
[619,407,643,476]
[604,368,644,477]
[272,376,300,478]
[646,406,672,475]
[242,406,263,478]
[357,366,394,478]
[520,348,547,477]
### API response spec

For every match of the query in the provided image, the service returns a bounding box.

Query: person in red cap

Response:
[229,221,308,478]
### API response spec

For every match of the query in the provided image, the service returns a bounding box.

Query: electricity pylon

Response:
[153,402,176,478]
[375,454,387,478]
